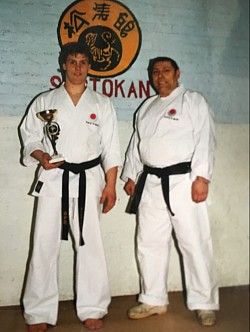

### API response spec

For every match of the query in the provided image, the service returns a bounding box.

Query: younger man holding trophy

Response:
[20,42,121,332]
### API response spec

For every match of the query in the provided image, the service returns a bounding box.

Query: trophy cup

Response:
[36,109,64,163]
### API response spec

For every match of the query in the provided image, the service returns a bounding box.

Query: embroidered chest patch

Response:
[86,113,99,126]
[164,109,179,121]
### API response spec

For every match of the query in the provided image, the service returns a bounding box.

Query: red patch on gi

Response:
[168,109,176,116]
[90,113,96,120]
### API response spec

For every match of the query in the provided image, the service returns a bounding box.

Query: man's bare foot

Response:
[28,323,48,332]
[83,318,104,330]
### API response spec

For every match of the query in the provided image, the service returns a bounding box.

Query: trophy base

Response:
[49,154,65,164]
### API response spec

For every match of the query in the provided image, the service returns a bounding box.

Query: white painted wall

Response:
[0,117,249,306]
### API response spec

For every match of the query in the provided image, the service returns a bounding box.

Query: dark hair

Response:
[58,42,90,80]
[147,56,179,92]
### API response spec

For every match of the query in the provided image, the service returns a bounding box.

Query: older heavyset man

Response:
[121,56,219,326]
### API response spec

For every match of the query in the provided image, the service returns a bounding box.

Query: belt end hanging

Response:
[61,223,69,241]
[79,236,85,246]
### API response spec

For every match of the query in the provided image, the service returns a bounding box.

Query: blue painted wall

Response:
[0,0,249,123]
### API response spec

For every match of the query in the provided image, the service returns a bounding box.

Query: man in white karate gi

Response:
[20,42,121,332]
[121,56,219,326]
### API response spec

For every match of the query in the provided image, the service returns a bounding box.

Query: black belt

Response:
[128,162,191,216]
[59,156,101,246]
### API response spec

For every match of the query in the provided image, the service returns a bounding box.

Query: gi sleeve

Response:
[20,97,46,166]
[189,92,216,181]
[121,114,143,183]
[100,98,122,173]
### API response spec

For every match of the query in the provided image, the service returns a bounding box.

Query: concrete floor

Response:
[0,286,249,332]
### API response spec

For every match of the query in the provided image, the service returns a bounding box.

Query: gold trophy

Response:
[36,109,64,163]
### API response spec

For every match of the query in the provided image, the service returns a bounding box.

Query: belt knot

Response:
[128,162,191,216]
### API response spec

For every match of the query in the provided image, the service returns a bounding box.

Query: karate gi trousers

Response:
[136,173,219,311]
[23,195,110,325]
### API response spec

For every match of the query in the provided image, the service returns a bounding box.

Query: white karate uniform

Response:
[121,84,219,310]
[20,84,121,325]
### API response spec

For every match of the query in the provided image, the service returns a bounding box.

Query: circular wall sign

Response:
[58,0,142,78]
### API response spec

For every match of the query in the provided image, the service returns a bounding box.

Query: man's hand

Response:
[124,178,136,196]
[31,150,64,170]
[100,185,116,213]
[100,166,118,213]
[192,176,209,202]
